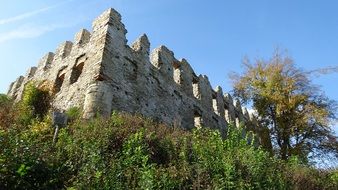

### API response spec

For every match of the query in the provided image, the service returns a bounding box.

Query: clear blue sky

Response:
[0,0,337,132]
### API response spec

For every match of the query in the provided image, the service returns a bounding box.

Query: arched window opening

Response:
[54,73,65,93]
[70,62,84,84]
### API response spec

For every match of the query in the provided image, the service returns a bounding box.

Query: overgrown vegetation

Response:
[1,82,337,189]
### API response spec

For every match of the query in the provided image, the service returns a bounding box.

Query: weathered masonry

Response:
[7,8,268,141]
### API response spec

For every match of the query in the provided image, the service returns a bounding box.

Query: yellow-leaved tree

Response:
[231,50,338,162]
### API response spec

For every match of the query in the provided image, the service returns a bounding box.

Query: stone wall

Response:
[7,8,268,141]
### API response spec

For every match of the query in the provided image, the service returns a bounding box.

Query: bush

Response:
[0,117,59,189]
[284,160,338,190]
[65,107,82,123]
[0,94,11,103]
[0,94,14,129]
[0,111,337,189]
[15,82,52,125]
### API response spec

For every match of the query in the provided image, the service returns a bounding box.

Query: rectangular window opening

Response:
[194,110,202,128]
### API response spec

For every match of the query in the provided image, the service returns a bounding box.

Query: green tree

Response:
[231,50,338,162]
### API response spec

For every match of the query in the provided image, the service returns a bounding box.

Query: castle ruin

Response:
[7,8,267,141]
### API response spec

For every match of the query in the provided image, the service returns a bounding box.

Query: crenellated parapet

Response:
[7,8,269,144]
[150,45,177,81]
[54,41,73,61]
[7,76,24,98]
[74,29,91,46]
[131,34,150,56]
[37,52,55,72]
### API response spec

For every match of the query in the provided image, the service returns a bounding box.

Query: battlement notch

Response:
[213,86,225,118]
[175,59,194,97]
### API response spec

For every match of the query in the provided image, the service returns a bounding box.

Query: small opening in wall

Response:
[54,73,65,93]
[213,98,218,115]
[192,79,200,100]
[212,92,218,114]
[194,110,202,128]
[173,68,181,85]
[224,104,230,123]
[70,62,84,84]
[192,77,200,99]
[224,110,230,123]
[235,113,240,128]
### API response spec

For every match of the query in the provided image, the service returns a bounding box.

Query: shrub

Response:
[0,111,337,189]
[65,107,82,123]
[0,117,59,189]
[16,82,52,125]
[0,94,11,103]
[0,94,14,129]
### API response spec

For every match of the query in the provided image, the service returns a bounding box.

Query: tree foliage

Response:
[231,50,338,162]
